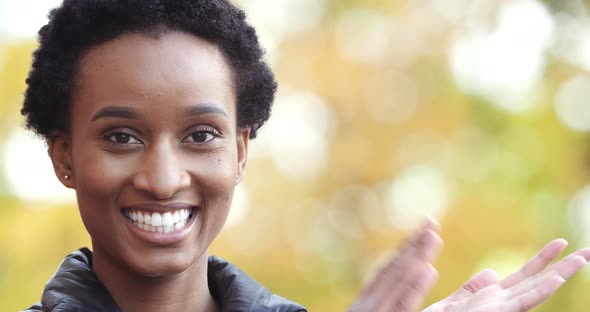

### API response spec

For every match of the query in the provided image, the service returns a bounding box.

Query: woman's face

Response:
[53,31,249,276]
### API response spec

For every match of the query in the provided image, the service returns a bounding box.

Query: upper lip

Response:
[122,202,196,213]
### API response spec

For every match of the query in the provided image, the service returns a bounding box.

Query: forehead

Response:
[71,31,236,119]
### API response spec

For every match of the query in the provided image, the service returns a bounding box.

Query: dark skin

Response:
[45,30,590,312]
[48,32,248,312]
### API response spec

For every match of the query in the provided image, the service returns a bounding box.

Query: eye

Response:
[105,132,142,144]
[183,128,220,143]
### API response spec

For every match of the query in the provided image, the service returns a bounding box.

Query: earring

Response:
[64,174,70,180]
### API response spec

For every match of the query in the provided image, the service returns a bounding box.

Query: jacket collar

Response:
[37,248,305,312]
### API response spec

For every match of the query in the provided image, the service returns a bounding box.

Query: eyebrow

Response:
[185,104,228,118]
[91,106,138,122]
[90,104,229,122]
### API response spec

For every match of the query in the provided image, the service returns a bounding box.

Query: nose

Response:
[132,142,191,199]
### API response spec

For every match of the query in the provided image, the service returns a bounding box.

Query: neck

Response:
[92,245,219,312]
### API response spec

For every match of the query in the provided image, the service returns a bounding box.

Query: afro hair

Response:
[21,0,276,140]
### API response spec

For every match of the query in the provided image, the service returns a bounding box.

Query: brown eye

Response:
[114,133,130,143]
[182,126,221,144]
[182,127,219,144]
[190,131,214,143]
[106,132,142,144]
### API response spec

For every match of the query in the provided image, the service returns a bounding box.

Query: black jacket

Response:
[24,248,306,312]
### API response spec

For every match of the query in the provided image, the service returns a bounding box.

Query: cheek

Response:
[72,147,135,225]
[190,145,239,185]
[73,149,133,197]
[195,153,238,226]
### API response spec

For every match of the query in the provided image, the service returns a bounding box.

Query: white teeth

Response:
[151,213,163,226]
[162,212,173,227]
[126,208,194,233]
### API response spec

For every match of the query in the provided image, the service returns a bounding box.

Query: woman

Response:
[21,0,589,311]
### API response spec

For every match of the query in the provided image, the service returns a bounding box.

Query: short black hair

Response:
[21,0,276,139]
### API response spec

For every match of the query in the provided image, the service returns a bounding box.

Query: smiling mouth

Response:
[122,207,195,233]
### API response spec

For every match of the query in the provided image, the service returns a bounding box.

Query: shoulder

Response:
[25,248,119,312]
[21,302,42,311]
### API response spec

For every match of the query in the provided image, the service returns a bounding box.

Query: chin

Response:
[125,247,205,277]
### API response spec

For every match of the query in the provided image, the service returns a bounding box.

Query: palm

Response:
[350,223,590,312]
[423,239,590,312]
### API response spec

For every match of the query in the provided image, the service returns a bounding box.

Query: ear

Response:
[47,130,75,189]
[236,127,250,185]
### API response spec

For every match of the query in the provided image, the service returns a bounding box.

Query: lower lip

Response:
[123,209,198,246]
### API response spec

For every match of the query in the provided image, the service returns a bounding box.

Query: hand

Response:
[423,239,590,312]
[349,218,443,312]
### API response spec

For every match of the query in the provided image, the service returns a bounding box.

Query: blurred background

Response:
[1,0,590,310]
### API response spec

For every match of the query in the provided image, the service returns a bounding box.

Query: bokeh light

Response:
[386,164,451,230]
[0,0,62,39]
[253,89,334,180]
[554,75,590,132]
[450,0,553,112]
[1,128,75,202]
[2,0,590,311]
[567,185,590,247]
[552,12,590,72]
[335,9,393,64]
[237,0,325,64]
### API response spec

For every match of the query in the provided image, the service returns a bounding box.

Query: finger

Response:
[566,247,590,262]
[444,269,499,302]
[532,249,589,283]
[400,217,441,260]
[349,219,443,311]
[349,262,437,312]
[385,230,442,311]
[362,220,442,296]
[507,254,587,299]
[503,276,564,312]
[500,239,568,289]
[416,228,444,261]
[373,229,443,307]
[547,254,588,280]
[391,263,439,312]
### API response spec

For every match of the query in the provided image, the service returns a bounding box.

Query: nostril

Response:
[131,158,191,199]
[132,175,170,199]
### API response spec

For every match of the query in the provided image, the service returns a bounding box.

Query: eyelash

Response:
[104,128,141,145]
[103,126,222,146]
[182,126,221,144]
